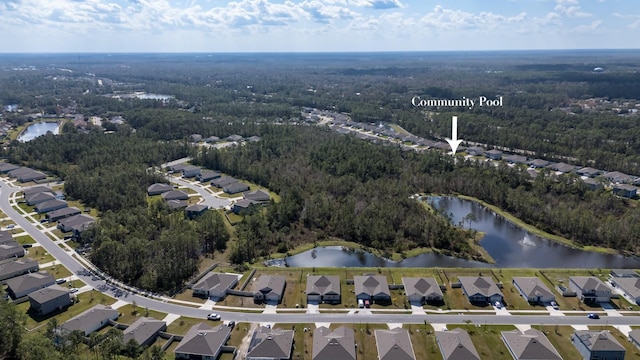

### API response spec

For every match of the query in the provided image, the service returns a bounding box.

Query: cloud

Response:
[420,5,526,31]
[613,12,640,29]
[350,0,403,10]
[571,19,602,32]
[554,0,592,17]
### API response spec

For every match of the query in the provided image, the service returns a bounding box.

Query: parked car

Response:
[358,299,364,308]
[70,288,79,293]
[364,299,371,308]
[207,313,221,321]
[550,301,559,310]
[587,313,600,319]
[494,301,502,309]
[55,278,66,284]
[226,321,236,328]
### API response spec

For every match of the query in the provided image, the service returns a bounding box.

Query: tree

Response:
[0,294,26,359]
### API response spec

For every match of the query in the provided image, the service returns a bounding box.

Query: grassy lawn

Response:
[116,304,167,324]
[226,212,243,225]
[17,202,34,213]
[355,323,389,360]
[531,325,584,359]
[273,323,313,360]
[404,324,443,360]
[166,316,215,335]
[25,248,55,263]
[468,325,516,360]
[0,218,16,227]
[539,269,600,310]
[15,234,35,244]
[172,290,208,304]
[42,264,72,279]
[65,199,99,218]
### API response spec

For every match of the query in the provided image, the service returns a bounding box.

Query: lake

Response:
[17,121,59,142]
[284,196,640,268]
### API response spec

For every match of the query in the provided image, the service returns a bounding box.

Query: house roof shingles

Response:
[246,327,294,359]
[253,275,286,298]
[123,317,166,346]
[502,329,561,360]
[354,275,391,297]
[574,330,625,352]
[458,276,503,298]
[570,276,611,293]
[375,328,416,360]
[192,272,238,295]
[61,304,119,334]
[435,328,480,360]
[402,277,443,299]
[5,271,54,296]
[312,326,356,360]
[243,189,271,202]
[512,277,555,299]
[28,284,70,304]
[306,275,340,297]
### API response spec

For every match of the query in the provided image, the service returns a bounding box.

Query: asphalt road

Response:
[167,176,231,209]
[5,180,640,326]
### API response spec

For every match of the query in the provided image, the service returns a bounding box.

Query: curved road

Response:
[4,180,640,327]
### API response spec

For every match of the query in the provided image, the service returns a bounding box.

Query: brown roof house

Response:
[436,328,481,360]
[354,275,391,304]
[572,330,625,360]
[28,284,73,316]
[312,326,356,360]
[458,276,504,305]
[192,272,239,300]
[123,317,167,348]
[569,276,611,304]
[512,277,555,305]
[61,304,119,336]
[375,328,416,360]
[174,323,233,360]
[501,329,562,360]
[6,271,55,299]
[306,275,341,304]
[402,277,444,305]
[246,326,294,360]
[253,275,286,304]
[0,258,39,282]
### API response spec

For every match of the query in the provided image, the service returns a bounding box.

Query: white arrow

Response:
[445,115,463,155]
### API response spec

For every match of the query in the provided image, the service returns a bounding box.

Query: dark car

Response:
[587,313,600,319]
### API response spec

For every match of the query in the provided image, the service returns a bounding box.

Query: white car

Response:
[494,301,502,308]
[550,301,559,310]
[70,288,79,293]
[207,313,221,321]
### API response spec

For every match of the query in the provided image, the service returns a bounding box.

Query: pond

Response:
[284,196,640,268]
[17,121,60,142]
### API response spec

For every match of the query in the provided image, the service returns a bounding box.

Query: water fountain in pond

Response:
[520,233,536,246]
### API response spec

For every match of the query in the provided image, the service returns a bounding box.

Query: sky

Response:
[0,0,638,52]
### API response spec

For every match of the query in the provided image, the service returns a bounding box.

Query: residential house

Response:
[185,204,208,219]
[167,200,188,210]
[174,323,232,360]
[503,154,528,164]
[46,207,81,222]
[528,159,550,168]
[466,146,486,156]
[629,329,640,350]
[569,276,612,304]
[167,163,188,173]
[197,170,221,182]
[58,214,95,233]
[548,162,578,173]
[610,269,639,278]
[204,136,220,143]
[459,276,504,304]
[246,136,261,143]
[211,176,237,188]
[17,170,46,183]
[253,275,286,304]
[147,183,173,196]
[232,199,258,214]
[182,165,201,178]
[577,167,602,178]
[192,272,239,300]
[226,134,243,142]
[35,199,68,213]
[572,330,625,360]
[0,240,25,261]
[123,317,167,347]
[28,284,73,316]
[0,162,20,173]
[306,275,341,304]
[436,328,481,360]
[161,190,189,201]
[402,277,444,305]
[612,184,637,198]
[246,326,294,360]
[61,304,119,336]
[243,189,271,202]
[354,275,391,304]
[485,149,503,160]
[26,192,55,206]
[375,328,416,360]
[223,182,250,194]
[22,186,54,197]
[582,178,603,190]
[312,326,355,360]
[512,277,555,304]
[190,134,202,143]
[0,230,12,244]
[501,329,562,360]
[603,171,634,184]
[610,277,640,304]
[0,258,39,282]
[6,271,55,299]
[8,167,33,178]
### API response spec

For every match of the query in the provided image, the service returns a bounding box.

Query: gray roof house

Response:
[577,167,602,178]
[9,167,33,178]
[18,170,46,183]
[61,304,119,336]
[226,134,243,142]
[582,178,603,190]
[375,328,416,360]
[57,214,95,233]
[572,330,625,360]
[436,328,481,360]
[610,269,639,278]
[569,276,611,303]
[167,200,188,210]
[610,277,640,304]
[629,329,640,350]
[246,326,294,360]
[243,189,271,202]
[354,275,391,303]
[0,230,13,244]
[6,271,56,299]
[402,277,444,305]
[0,240,25,261]
[503,154,528,164]
[223,182,250,194]
[26,192,55,206]
[46,207,81,222]
[211,176,237,188]
[306,275,341,304]
[28,284,73,316]
[185,204,208,219]
[197,170,221,182]
[181,165,201,178]
[123,317,167,347]
[192,272,239,300]
[501,328,562,360]
[528,159,550,168]
[35,199,68,213]
[603,171,634,184]
[485,149,503,160]
[190,134,203,143]
[253,275,286,304]
[161,190,189,201]
[232,199,258,214]
[174,323,232,360]
[512,277,555,304]
[22,186,54,197]
[0,162,20,173]
[147,183,173,196]
[612,184,638,198]
[312,326,356,360]
[0,258,39,282]
[458,276,504,304]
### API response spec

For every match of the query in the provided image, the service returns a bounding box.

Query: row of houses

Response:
[22,186,95,233]
[0,162,47,183]
[189,133,261,144]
